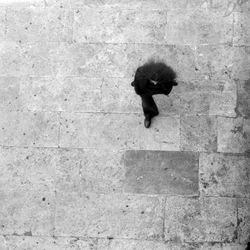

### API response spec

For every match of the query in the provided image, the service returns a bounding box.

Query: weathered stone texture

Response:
[1,235,97,250]
[180,115,217,152]
[217,117,250,153]
[238,198,250,244]
[0,111,59,147]
[200,153,250,197]
[122,150,198,195]
[165,9,233,45]
[236,79,250,118]
[59,113,180,150]
[164,197,237,242]
[0,188,55,236]
[55,192,164,240]
[73,8,167,44]
[234,12,250,45]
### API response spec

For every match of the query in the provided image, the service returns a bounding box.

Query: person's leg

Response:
[141,95,159,128]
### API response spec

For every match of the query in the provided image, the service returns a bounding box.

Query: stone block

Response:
[200,153,250,197]
[196,45,234,81]
[3,236,97,249]
[217,117,250,153]
[0,111,59,147]
[180,115,217,152]
[97,239,171,250]
[19,76,102,112]
[232,46,250,80]
[0,0,44,7]
[0,146,57,190]
[0,77,21,111]
[164,196,237,242]
[5,7,73,43]
[59,113,180,150]
[101,77,141,113]
[73,8,167,44]
[233,12,250,45]
[121,150,199,195]
[238,198,250,244]
[165,9,233,45]
[55,192,164,240]
[236,79,250,118]
[0,188,55,236]
[56,148,124,193]
[70,0,168,9]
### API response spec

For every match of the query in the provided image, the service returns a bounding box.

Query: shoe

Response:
[144,116,151,128]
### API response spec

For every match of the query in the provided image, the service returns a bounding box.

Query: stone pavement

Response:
[0,0,249,249]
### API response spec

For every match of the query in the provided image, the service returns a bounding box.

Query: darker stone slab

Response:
[237,79,250,118]
[122,150,199,195]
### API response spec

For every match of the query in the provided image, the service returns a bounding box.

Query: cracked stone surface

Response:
[0,0,249,249]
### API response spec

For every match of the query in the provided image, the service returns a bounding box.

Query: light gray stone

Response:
[19,76,102,112]
[0,0,44,7]
[97,239,173,250]
[195,45,234,81]
[56,148,124,193]
[217,117,250,153]
[164,196,237,242]
[55,192,164,240]
[59,113,180,150]
[238,198,250,244]
[233,12,250,45]
[121,150,199,195]
[3,235,97,250]
[101,77,141,113]
[180,115,217,152]
[199,153,250,197]
[0,7,6,40]
[73,8,167,44]
[0,146,57,190]
[0,76,20,111]
[0,188,55,236]
[165,8,233,45]
[232,46,250,80]
[0,111,59,147]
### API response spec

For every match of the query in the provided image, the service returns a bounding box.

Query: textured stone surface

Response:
[195,45,234,81]
[122,150,198,195]
[0,77,20,111]
[0,188,55,236]
[0,111,59,147]
[217,117,250,153]
[55,192,164,240]
[234,12,250,45]
[155,79,237,117]
[165,9,233,45]
[0,146,56,190]
[236,79,250,118]
[232,46,250,80]
[59,113,180,150]
[200,153,250,197]
[164,197,237,242]
[238,198,250,244]
[19,76,102,112]
[73,8,167,44]
[180,115,217,152]
[2,235,97,249]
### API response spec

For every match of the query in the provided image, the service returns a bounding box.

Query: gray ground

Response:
[0,0,250,249]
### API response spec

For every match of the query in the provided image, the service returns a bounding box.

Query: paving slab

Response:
[0,188,55,236]
[59,112,180,150]
[164,196,237,242]
[236,79,250,118]
[180,115,217,152]
[1,235,97,250]
[217,117,250,153]
[55,192,164,240]
[200,153,250,197]
[238,198,250,244]
[121,150,198,195]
